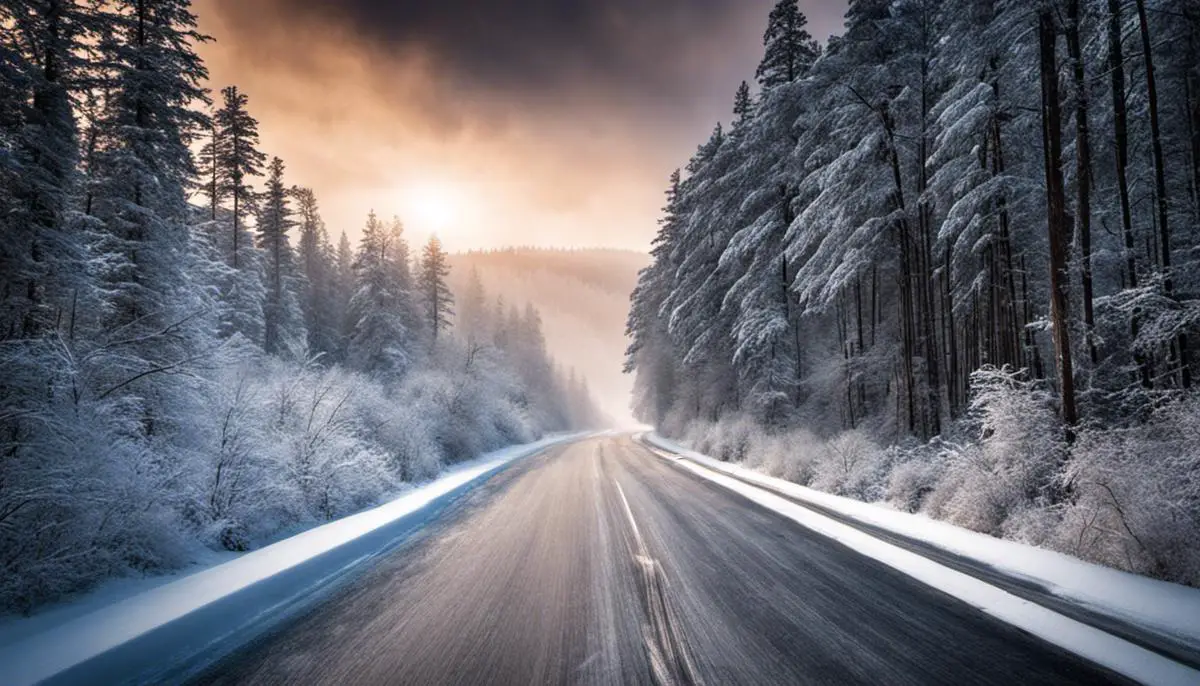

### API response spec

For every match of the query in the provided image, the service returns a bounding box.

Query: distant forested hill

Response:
[450,249,649,424]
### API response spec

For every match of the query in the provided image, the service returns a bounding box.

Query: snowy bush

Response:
[810,430,888,500]
[1057,400,1200,585]
[763,429,821,485]
[741,428,812,483]
[690,415,758,463]
[664,361,1200,587]
[886,441,951,513]
[926,367,1064,536]
[0,328,592,614]
[0,340,190,612]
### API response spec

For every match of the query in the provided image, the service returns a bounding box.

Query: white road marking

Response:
[615,480,647,554]
[646,443,1200,686]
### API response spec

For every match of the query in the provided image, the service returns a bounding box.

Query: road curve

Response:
[191,435,1130,685]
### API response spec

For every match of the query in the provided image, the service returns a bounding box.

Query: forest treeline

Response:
[626,0,1200,584]
[0,0,601,613]
[452,248,648,422]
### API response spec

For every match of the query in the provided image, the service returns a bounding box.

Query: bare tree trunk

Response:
[1136,0,1190,387]
[917,15,942,436]
[944,243,958,417]
[1187,1,1200,226]
[1066,0,1097,365]
[1108,0,1150,388]
[880,101,920,436]
[232,131,241,270]
[1040,9,1079,433]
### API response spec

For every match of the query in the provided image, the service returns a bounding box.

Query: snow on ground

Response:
[0,548,242,650]
[645,432,1200,686]
[0,434,581,686]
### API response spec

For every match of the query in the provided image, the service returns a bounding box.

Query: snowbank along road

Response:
[184,434,1172,685]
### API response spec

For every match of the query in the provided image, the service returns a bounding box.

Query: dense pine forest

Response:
[0,0,601,613]
[626,0,1200,584]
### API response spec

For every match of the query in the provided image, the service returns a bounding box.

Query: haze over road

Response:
[194,436,1128,685]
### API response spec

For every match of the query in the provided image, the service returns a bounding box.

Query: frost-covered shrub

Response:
[395,366,538,469]
[0,340,190,612]
[743,427,821,484]
[1056,399,1200,585]
[703,416,757,462]
[810,430,888,500]
[927,367,1063,536]
[1,318,584,616]
[355,374,446,482]
[660,363,1200,587]
[886,441,951,513]
[678,419,716,456]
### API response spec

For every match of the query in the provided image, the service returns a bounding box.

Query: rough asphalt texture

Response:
[193,436,1130,685]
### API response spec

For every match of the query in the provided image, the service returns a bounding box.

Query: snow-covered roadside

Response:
[0,433,584,686]
[644,432,1200,685]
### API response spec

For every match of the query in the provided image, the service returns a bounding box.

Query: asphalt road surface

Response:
[192,435,1130,685]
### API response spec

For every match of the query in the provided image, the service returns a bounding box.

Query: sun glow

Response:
[402,180,462,233]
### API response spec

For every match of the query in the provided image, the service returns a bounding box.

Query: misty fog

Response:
[450,249,648,425]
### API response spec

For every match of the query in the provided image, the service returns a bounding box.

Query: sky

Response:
[193,0,848,252]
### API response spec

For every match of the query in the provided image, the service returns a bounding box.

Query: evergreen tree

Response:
[458,267,488,344]
[333,229,355,358]
[492,295,509,350]
[755,0,818,89]
[214,85,264,269]
[733,80,754,128]
[388,215,423,341]
[626,170,682,426]
[197,85,267,345]
[195,104,222,220]
[293,185,338,358]
[90,0,209,330]
[255,156,304,357]
[347,212,417,378]
[0,0,99,338]
[418,235,454,343]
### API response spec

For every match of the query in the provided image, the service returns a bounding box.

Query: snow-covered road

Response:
[9,433,1199,685]
[193,435,1169,685]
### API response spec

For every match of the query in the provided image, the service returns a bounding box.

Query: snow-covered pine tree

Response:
[196,85,266,345]
[214,85,264,270]
[195,103,222,221]
[458,266,488,344]
[418,235,454,343]
[721,79,810,427]
[89,0,209,340]
[388,215,424,344]
[626,170,682,426]
[255,156,305,357]
[923,0,1043,416]
[333,229,355,359]
[661,123,743,426]
[0,0,99,338]
[732,80,754,128]
[293,185,339,359]
[347,211,416,378]
[755,0,818,89]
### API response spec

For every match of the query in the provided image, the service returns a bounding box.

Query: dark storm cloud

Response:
[209,0,846,101]
[300,0,732,89]
[193,0,847,255]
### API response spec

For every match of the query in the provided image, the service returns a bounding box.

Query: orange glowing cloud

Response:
[192,0,846,251]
